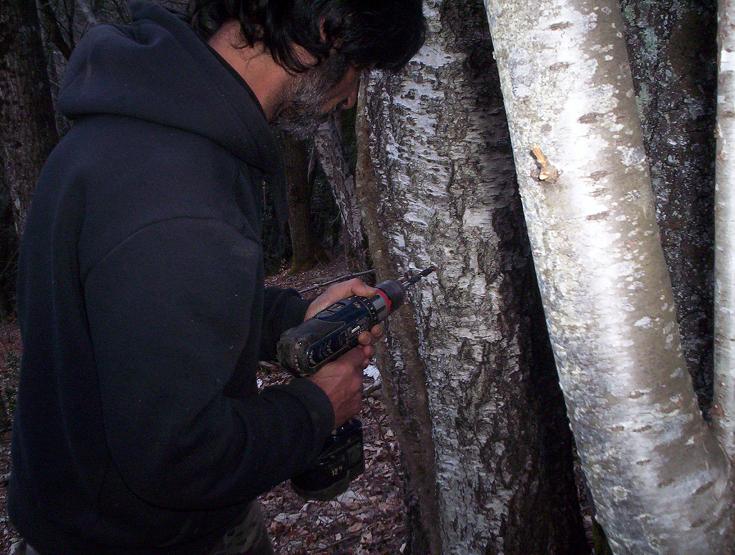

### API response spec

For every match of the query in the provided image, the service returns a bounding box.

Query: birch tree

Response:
[714,0,735,464]
[483,0,733,552]
[357,1,586,552]
[621,0,718,410]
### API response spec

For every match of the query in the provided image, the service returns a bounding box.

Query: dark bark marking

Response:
[550,22,574,30]
[579,112,604,124]
[589,171,610,182]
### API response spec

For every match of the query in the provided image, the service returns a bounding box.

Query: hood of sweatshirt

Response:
[57,0,280,177]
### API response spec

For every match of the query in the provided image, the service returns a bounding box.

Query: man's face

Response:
[272,54,363,139]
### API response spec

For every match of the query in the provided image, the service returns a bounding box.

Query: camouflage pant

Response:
[12,502,273,555]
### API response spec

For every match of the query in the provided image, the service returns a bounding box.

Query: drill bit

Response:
[401,265,436,286]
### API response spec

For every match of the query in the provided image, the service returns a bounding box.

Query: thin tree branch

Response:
[298,269,375,295]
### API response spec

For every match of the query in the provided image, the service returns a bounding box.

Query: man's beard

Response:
[271,54,350,140]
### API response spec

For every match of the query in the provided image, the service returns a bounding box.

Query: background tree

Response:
[357,0,587,552]
[0,0,59,236]
[0,0,60,316]
[483,0,733,551]
[282,134,327,272]
[315,114,367,269]
[0,163,16,318]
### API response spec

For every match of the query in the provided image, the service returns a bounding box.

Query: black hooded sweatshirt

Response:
[8,2,335,553]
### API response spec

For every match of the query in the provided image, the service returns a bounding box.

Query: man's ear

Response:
[291,43,319,69]
[319,17,328,43]
[319,17,343,49]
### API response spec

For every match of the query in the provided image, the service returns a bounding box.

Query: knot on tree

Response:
[531,145,560,184]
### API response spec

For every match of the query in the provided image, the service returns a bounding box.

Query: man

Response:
[8,0,425,553]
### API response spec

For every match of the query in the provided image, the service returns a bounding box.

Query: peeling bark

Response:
[621,0,718,412]
[358,1,586,552]
[713,0,735,463]
[484,0,733,552]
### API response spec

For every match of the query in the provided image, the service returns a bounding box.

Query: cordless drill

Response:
[277,266,435,500]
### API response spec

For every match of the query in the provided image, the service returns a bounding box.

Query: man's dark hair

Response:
[188,0,426,73]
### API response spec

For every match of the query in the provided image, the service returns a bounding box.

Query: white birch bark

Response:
[359,1,585,552]
[484,0,734,552]
[714,0,735,462]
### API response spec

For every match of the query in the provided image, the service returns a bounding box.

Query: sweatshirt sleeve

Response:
[259,287,310,360]
[83,218,334,510]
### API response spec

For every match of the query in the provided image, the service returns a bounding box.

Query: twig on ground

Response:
[319,532,361,551]
[320,521,376,552]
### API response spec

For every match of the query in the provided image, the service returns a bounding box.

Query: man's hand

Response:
[308,347,368,427]
[304,279,384,427]
[304,278,384,359]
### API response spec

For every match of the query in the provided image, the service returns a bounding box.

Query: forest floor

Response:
[0,257,409,554]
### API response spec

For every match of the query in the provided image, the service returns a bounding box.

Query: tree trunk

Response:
[0,159,18,318]
[281,134,324,273]
[484,0,734,552]
[356,84,440,555]
[714,0,735,462]
[358,1,587,552]
[314,115,367,269]
[621,0,718,412]
[0,0,59,236]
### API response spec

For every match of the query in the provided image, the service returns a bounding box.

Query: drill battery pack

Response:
[290,418,365,501]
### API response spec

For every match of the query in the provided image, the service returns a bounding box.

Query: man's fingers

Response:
[361,345,375,360]
[357,331,374,346]
[347,278,377,298]
[358,324,383,346]
[341,346,366,366]
[305,278,378,321]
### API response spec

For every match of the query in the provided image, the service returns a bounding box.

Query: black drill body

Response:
[277,278,405,377]
[276,267,435,500]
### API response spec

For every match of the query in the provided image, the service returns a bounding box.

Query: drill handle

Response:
[277,316,347,377]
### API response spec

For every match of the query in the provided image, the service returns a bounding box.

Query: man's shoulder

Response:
[67,114,242,184]
[59,114,264,218]
[58,115,263,276]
